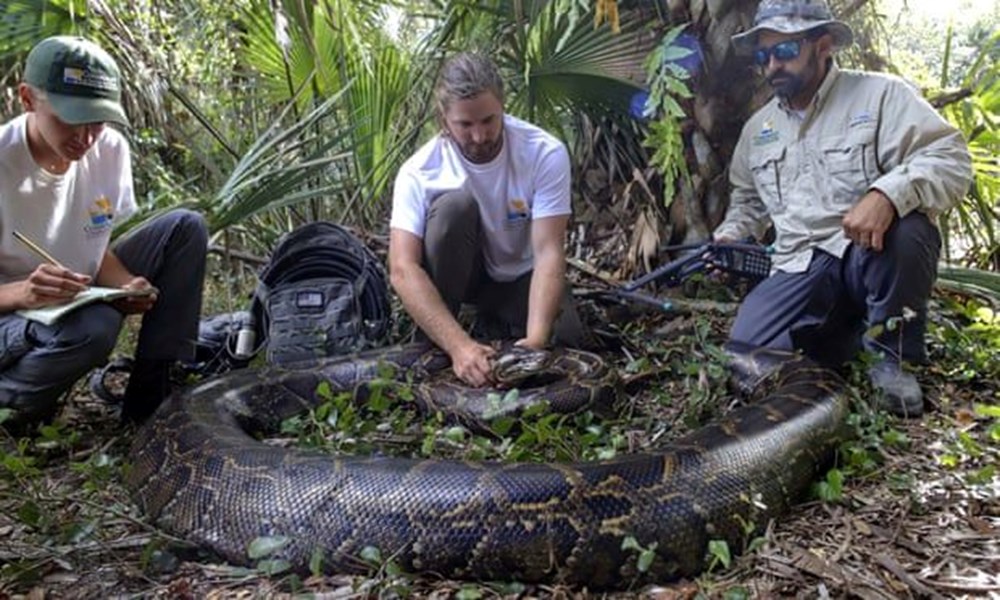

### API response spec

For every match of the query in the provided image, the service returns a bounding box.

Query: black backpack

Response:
[187,221,392,373]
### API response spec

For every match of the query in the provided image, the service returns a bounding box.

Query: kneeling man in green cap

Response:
[0,36,208,430]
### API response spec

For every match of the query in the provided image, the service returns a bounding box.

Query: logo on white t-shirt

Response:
[505,198,530,229]
[84,196,115,235]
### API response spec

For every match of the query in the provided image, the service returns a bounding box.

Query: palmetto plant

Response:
[938,27,1000,271]
[210,0,656,245]
[1,0,653,241]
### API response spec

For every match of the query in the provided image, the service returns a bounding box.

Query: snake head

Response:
[491,346,553,387]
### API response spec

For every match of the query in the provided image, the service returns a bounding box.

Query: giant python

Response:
[126,342,851,587]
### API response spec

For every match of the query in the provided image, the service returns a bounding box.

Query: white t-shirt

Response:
[390,114,571,282]
[0,114,137,284]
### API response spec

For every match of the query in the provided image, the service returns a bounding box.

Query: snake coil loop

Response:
[127,342,849,588]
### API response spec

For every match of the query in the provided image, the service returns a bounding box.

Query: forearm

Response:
[94,251,135,288]
[392,264,472,354]
[0,281,25,312]
[714,191,772,242]
[524,252,564,348]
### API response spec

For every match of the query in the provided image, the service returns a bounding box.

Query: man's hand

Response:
[16,264,91,309]
[842,190,897,252]
[112,276,157,315]
[450,340,497,387]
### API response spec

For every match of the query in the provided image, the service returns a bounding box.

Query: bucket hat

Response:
[732,0,854,55]
[23,36,129,127]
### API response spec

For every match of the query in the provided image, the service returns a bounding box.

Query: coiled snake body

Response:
[127,342,850,587]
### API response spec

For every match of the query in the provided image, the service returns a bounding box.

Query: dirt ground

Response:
[0,298,998,600]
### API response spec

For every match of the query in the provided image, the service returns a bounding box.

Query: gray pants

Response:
[422,191,584,346]
[0,209,208,425]
[730,212,940,366]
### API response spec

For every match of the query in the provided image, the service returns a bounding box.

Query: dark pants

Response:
[422,191,584,346]
[0,209,208,426]
[730,213,940,366]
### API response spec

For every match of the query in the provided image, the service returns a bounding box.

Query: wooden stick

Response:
[12,230,69,270]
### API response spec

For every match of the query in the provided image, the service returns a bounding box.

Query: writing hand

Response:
[842,190,896,252]
[17,264,91,309]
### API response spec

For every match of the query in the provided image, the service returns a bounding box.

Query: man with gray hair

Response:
[389,53,582,387]
[715,0,972,416]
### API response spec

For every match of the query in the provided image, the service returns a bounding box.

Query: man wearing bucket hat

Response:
[0,36,208,430]
[714,0,972,417]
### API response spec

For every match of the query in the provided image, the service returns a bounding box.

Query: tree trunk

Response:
[665,0,762,243]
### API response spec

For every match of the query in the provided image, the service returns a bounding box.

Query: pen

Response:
[12,230,70,271]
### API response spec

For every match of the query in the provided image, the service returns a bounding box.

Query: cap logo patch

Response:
[63,66,117,91]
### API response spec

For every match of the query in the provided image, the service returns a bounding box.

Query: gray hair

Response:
[434,53,504,121]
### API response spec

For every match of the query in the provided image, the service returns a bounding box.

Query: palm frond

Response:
[0,0,86,59]
[209,85,357,231]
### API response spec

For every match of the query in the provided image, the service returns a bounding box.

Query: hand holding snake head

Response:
[491,344,553,388]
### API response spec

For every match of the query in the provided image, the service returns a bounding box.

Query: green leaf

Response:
[722,586,752,600]
[456,586,484,600]
[16,501,42,528]
[958,431,983,456]
[708,539,731,569]
[973,403,1000,418]
[445,426,467,443]
[637,548,656,573]
[247,535,291,560]
[255,559,292,576]
[620,535,641,551]
[966,464,996,485]
[939,453,960,468]
[384,558,405,577]
[360,545,382,565]
[309,547,324,576]
[882,429,910,447]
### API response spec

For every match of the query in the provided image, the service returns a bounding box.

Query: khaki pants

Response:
[422,190,584,346]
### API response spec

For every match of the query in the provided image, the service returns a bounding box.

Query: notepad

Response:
[17,286,158,326]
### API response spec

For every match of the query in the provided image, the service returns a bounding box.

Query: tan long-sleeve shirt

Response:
[716,63,973,273]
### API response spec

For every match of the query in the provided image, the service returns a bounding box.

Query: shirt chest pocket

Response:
[819,130,880,204]
[749,145,787,212]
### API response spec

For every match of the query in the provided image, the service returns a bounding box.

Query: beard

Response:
[458,135,503,164]
[767,50,820,104]
[768,70,808,100]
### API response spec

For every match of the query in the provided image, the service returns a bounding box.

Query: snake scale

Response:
[126,342,850,587]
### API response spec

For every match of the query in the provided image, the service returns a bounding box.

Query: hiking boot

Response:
[121,359,173,425]
[868,360,924,418]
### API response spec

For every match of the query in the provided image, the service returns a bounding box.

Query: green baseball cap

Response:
[23,36,129,127]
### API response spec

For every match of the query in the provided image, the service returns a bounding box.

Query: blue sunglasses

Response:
[754,39,807,66]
